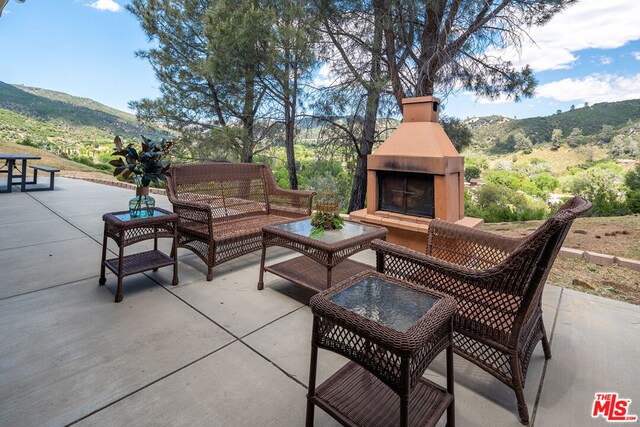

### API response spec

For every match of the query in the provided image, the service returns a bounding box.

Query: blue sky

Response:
[1,0,640,119]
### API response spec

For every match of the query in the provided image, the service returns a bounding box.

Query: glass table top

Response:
[329,276,440,332]
[114,210,167,222]
[272,219,376,243]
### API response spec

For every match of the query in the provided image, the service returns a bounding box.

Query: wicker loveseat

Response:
[371,196,592,425]
[166,162,315,280]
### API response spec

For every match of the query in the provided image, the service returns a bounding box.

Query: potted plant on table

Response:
[110,135,175,218]
[309,191,344,238]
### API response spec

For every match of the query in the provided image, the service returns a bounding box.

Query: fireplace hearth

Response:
[349,96,482,251]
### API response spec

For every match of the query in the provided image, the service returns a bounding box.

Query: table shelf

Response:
[312,361,453,427]
[265,256,371,292]
[104,250,175,277]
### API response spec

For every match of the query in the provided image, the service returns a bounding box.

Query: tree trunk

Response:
[415,2,443,97]
[284,50,299,189]
[284,104,298,189]
[347,0,383,212]
[348,150,369,212]
[241,68,256,163]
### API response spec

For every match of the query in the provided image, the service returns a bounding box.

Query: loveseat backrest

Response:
[167,162,270,221]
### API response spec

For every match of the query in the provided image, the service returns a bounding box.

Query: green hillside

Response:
[465,99,640,157]
[0,81,170,171]
[515,100,640,139]
[1,79,638,181]
[0,81,169,140]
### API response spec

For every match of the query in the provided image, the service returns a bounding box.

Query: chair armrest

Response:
[370,238,528,298]
[372,239,493,280]
[268,187,316,216]
[427,219,523,268]
[262,166,315,216]
[169,199,213,235]
[372,239,528,344]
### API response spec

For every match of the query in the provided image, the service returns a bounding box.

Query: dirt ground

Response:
[484,216,640,306]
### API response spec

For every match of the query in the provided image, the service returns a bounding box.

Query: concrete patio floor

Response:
[1,178,638,426]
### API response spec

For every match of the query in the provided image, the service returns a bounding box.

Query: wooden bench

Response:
[28,165,60,191]
[166,162,316,280]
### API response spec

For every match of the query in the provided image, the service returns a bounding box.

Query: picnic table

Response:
[0,154,58,192]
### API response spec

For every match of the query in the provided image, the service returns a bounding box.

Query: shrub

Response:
[491,134,516,154]
[465,157,489,170]
[300,159,351,212]
[532,173,559,193]
[626,190,640,213]
[484,170,546,198]
[609,135,640,158]
[625,164,640,213]
[464,165,482,181]
[562,166,627,216]
[18,137,40,148]
[465,183,549,223]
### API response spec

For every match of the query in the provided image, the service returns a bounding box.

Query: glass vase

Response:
[129,186,155,218]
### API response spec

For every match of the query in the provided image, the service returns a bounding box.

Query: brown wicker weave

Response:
[166,162,315,280]
[371,196,592,425]
[258,219,387,292]
[100,208,179,302]
[307,270,457,427]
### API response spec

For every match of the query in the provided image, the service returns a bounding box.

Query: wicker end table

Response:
[258,218,387,293]
[307,271,457,427]
[99,208,179,302]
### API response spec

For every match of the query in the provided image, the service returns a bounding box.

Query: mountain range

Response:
[1,80,639,173]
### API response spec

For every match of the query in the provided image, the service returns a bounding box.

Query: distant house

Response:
[469,178,485,187]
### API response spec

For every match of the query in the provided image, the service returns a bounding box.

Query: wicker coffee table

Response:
[99,208,179,302]
[257,218,387,292]
[307,271,457,427]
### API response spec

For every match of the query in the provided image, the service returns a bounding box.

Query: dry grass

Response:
[484,215,640,259]
[507,145,610,172]
[548,258,640,305]
[484,216,640,306]
[0,140,109,175]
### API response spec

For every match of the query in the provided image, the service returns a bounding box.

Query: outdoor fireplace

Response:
[349,96,482,251]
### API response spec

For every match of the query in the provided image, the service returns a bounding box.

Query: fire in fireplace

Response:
[378,171,434,218]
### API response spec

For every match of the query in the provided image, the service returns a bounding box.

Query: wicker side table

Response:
[307,271,457,427]
[99,208,179,302]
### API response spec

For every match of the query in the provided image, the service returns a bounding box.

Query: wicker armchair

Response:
[166,162,315,280]
[371,196,592,424]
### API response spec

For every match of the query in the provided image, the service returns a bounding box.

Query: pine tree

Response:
[551,128,562,151]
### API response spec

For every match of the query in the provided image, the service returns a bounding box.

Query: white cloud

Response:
[537,73,640,103]
[600,56,613,65]
[633,52,640,61]
[312,63,339,88]
[494,0,640,71]
[89,0,121,12]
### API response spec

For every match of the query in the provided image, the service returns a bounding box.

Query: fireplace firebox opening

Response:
[378,171,434,218]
